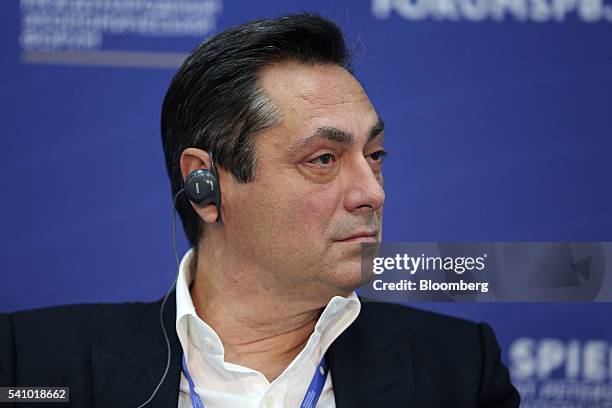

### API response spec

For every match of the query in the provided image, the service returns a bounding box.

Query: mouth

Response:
[334,231,379,243]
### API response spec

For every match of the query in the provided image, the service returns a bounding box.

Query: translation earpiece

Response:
[184,151,222,222]
[184,169,216,204]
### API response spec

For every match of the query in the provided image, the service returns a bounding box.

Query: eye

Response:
[368,149,388,163]
[306,153,336,168]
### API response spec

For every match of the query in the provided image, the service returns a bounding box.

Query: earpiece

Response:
[184,170,216,204]
[184,151,222,222]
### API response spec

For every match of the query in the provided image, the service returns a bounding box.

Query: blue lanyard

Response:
[181,354,329,408]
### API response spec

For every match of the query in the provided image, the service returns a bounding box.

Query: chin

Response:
[325,261,367,293]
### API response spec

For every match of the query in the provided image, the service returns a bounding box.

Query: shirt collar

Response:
[175,248,361,359]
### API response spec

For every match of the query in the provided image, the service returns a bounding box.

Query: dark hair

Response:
[161,13,352,247]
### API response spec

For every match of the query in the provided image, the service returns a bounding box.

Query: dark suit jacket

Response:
[0,293,520,407]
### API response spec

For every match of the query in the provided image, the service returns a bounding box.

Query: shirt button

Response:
[264,394,274,408]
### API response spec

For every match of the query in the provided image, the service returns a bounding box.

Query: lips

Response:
[335,231,379,242]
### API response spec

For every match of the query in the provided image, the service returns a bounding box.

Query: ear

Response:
[180,148,219,224]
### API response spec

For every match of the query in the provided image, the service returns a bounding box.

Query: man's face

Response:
[221,62,385,298]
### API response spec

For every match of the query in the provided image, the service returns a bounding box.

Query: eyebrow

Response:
[289,117,385,156]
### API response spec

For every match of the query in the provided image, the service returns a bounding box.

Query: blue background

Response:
[2,0,611,405]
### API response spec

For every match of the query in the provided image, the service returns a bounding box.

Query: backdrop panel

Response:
[1,1,611,406]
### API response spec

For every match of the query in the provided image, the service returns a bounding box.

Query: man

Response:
[0,14,520,407]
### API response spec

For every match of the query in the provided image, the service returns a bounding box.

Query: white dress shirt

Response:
[175,249,361,408]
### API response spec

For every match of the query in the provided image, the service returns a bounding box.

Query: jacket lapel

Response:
[327,303,416,408]
[92,291,183,407]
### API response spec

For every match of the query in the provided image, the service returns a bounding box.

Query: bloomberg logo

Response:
[372,0,612,23]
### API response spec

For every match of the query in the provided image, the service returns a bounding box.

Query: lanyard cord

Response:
[181,354,329,408]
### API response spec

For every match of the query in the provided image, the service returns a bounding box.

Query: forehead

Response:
[257,62,379,150]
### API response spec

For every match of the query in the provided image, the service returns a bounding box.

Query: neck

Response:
[188,242,332,382]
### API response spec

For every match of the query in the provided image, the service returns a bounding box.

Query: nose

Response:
[343,155,385,214]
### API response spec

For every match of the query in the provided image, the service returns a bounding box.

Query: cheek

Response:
[253,173,339,236]
[286,185,339,234]
[226,175,340,244]
[299,197,328,222]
